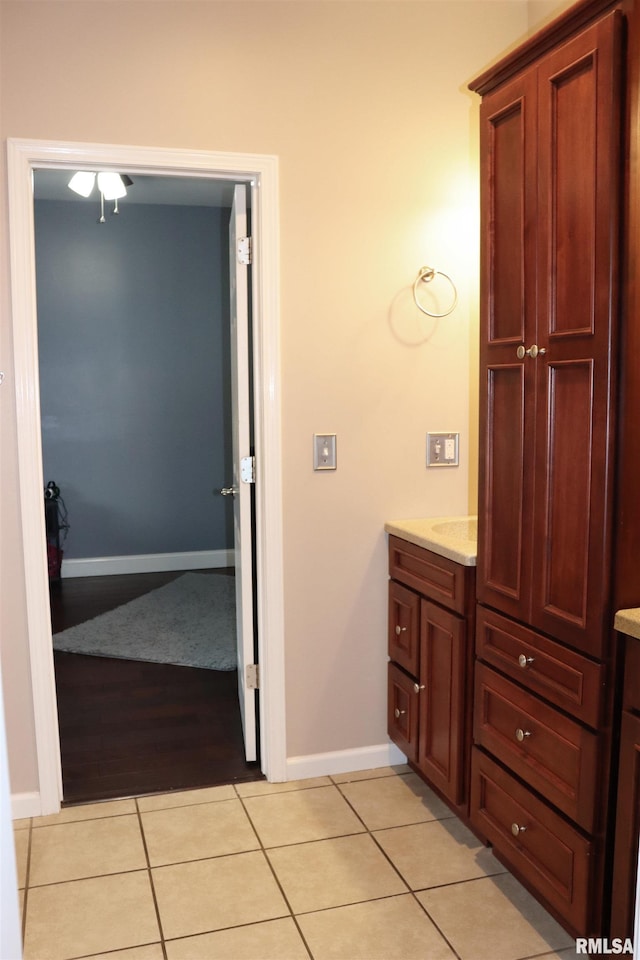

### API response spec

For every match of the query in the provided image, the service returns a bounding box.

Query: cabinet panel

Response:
[623,634,640,710]
[388,580,420,677]
[538,12,622,345]
[478,365,530,619]
[610,710,640,939]
[476,606,603,728]
[532,360,595,648]
[388,663,419,764]
[418,601,466,805]
[470,748,592,935]
[484,86,532,344]
[474,664,598,831]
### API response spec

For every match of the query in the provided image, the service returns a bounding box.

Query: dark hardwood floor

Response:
[50,569,263,805]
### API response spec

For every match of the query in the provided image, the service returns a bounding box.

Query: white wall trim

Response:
[61,549,234,578]
[11,791,43,821]
[286,743,407,781]
[7,138,286,813]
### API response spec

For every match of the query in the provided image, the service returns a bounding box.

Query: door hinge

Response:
[241,455,255,484]
[237,236,252,265]
[246,663,260,689]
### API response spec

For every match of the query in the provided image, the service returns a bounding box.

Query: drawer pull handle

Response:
[413,683,425,693]
[518,654,534,668]
[395,625,407,636]
[511,822,527,837]
[515,728,532,742]
[394,708,406,718]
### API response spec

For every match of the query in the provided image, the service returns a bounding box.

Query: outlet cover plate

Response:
[427,432,459,467]
[314,434,337,470]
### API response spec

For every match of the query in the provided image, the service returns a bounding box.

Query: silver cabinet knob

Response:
[394,708,406,718]
[518,344,547,360]
[511,822,527,836]
[413,683,425,693]
[518,654,534,668]
[395,625,407,636]
[219,486,237,496]
[515,728,532,742]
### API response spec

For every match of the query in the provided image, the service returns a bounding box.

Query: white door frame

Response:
[6,138,287,814]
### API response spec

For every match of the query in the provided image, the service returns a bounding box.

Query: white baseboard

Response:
[11,791,43,820]
[61,549,234,578]
[285,742,407,781]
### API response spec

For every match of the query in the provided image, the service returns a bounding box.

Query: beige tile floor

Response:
[13,767,585,960]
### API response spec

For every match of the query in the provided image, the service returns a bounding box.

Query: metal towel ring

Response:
[413,266,458,318]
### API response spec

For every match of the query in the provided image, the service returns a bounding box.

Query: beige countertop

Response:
[384,515,477,566]
[614,608,640,640]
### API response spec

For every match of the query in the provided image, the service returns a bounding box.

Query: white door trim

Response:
[6,138,287,814]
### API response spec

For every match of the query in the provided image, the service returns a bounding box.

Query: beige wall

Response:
[528,0,576,28]
[0,1,529,795]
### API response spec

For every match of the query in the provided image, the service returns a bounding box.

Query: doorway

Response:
[7,139,286,817]
[33,171,255,802]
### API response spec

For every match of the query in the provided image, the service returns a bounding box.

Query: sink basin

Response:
[431,518,477,541]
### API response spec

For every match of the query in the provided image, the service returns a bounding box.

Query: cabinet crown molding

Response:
[469,0,628,95]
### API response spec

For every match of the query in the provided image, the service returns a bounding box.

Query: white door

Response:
[229,183,257,762]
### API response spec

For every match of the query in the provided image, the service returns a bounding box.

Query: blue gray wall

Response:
[35,198,233,560]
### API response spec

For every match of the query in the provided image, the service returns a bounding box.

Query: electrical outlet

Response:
[427,432,459,467]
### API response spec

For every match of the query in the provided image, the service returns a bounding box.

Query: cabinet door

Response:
[388,580,420,677]
[530,12,622,658]
[610,710,640,941]
[388,663,419,764]
[417,600,466,805]
[476,68,537,622]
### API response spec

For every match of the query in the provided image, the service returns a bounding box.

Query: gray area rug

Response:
[53,573,237,671]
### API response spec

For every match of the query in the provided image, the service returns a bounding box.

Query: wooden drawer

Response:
[388,580,419,676]
[389,535,471,615]
[474,664,598,831]
[470,747,592,936]
[388,663,419,763]
[476,606,603,728]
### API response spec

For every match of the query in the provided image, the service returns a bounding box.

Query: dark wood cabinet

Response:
[476,11,621,661]
[387,535,475,814]
[610,634,640,940]
[470,0,640,937]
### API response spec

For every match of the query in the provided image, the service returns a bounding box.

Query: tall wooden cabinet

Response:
[475,11,621,659]
[469,0,640,937]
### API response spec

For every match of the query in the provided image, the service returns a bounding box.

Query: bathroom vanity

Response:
[384,518,476,818]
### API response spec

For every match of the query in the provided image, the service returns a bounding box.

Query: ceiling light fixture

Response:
[67,171,133,222]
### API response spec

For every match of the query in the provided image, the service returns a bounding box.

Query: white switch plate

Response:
[314,434,337,470]
[427,432,459,467]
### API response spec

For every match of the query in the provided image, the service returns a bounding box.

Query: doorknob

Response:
[218,486,237,497]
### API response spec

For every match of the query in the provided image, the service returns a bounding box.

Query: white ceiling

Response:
[34,169,236,208]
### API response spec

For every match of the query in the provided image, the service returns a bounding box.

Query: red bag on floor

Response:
[47,543,63,580]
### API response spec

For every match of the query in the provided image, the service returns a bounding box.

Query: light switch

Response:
[314,434,337,470]
[427,432,459,467]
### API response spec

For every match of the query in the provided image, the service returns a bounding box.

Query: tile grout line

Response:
[135,796,169,960]
[332,775,467,960]
[232,782,315,960]
[20,818,33,952]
